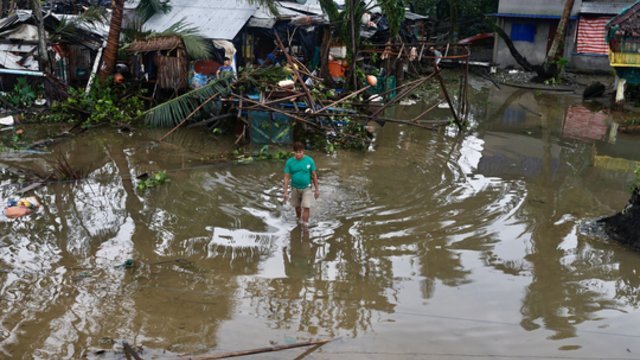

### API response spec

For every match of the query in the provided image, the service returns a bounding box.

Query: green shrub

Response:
[40,78,144,126]
[5,78,40,108]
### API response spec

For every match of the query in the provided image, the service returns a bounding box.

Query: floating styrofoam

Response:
[0,115,14,126]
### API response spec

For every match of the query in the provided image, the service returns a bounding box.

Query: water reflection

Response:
[2,80,640,358]
[478,87,636,344]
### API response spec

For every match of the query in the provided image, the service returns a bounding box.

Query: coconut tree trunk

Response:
[99,0,126,80]
[546,0,575,61]
[491,20,537,72]
[349,0,358,90]
[31,0,52,74]
[449,0,459,41]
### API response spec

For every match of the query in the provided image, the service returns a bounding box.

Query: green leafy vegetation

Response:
[5,78,41,109]
[39,78,144,127]
[301,117,371,153]
[137,170,169,191]
[634,166,640,191]
[233,145,292,164]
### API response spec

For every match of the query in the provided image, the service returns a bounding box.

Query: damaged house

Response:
[125,0,327,92]
[0,9,107,90]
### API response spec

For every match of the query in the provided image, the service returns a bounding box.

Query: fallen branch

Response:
[159,92,222,142]
[123,341,144,360]
[314,85,371,114]
[179,338,335,360]
[186,113,235,129]
[230,93,321,128]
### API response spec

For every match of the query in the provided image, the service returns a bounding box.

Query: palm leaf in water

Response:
[143,77,232,127]
[144,65,290,127]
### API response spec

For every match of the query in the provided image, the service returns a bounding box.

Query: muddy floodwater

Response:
[2,77,640,359]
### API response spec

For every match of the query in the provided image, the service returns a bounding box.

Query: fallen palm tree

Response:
[145,44,468,152]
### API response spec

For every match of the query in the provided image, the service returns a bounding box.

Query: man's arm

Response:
[283,173,290,202]
[311,171,319,199]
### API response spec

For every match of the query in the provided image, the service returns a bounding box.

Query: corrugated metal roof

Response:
[143,0,257,40]
[277,0,324,16]
[53,13,109,38]
[492,13,579,20]
[0,50,38,70]
[498,0,580,17]
[580,2,633,15]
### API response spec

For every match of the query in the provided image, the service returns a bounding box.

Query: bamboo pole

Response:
[159,92,221,142]
[186,113,234,129]
[274,33,317,110]
[372,76,425,100]
[369,74,434,120]
[435,70,462,130]
[410,99,443,122]
[314,85,371,114]
[231,93,320,128]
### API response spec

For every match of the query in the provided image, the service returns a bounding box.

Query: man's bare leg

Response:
[295,206,302,221]
[301,208,310,225]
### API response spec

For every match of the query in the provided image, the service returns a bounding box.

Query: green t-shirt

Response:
[284,155,317,189]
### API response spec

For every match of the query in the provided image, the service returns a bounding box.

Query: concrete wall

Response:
[569,54,612,72]
[493,18,556,68]
[493,0,621,73]
[493,18,612,73]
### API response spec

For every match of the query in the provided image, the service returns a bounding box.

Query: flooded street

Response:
[2,76,640,359]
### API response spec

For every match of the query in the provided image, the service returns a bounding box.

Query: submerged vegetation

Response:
[137,170,169,191]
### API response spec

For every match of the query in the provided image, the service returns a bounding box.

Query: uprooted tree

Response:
[489,0,575,82]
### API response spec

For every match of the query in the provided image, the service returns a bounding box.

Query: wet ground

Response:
[2,75,640,359]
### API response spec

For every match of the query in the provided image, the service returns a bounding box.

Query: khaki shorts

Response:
[290,187,313,208]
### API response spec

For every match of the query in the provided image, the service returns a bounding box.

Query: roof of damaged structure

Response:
[607,0,640,31]
[142,0,327,34]
[127,36,185,52]
[249,0,327,29]
[0,9,106,71]
[143,0,257,40]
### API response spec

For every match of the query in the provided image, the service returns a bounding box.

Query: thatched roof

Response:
[127,36,185,53]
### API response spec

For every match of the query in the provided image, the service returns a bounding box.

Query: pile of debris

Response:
[598,187,640,249]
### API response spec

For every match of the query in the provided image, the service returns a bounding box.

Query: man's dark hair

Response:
[293,142,304,151]
[224,57,231,61]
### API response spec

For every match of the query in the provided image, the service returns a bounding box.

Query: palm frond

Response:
[144,77,232,127]
[136,0,172,22]
[52,6,109,43]
[152,20,212,59]
[377,0,405,36]
[79,6,110,26]
[319,0,339,23]
[246,0,280,17]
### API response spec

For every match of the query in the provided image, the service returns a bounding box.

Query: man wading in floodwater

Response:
[283,142,319,226]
